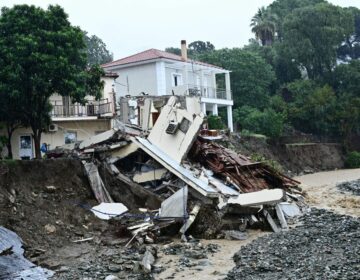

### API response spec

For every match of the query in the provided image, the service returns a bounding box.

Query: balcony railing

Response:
[172,84,232,100]
[50,99,112,118]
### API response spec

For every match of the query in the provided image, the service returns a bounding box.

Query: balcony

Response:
[50,99,113,118]
[171,84,232,100]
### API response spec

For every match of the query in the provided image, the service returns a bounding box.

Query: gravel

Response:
[226,208,360,280]
[337,179,360,196]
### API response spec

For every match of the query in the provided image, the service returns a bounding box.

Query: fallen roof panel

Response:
[132,137,219,198]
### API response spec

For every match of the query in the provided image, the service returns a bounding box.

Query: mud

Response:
[227,135,345,175]
[295,168,360,217]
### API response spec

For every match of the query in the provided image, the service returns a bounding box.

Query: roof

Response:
[103,71,119,78]
[101,48,224,70]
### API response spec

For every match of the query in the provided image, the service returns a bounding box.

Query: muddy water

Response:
[156,230,267,280]
[295,168,360,217]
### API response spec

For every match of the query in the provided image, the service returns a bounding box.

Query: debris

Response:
[275,204,288,229]
[279,202,301,218]
[91,202,128,220]
[0,226,54,279]
[226,189,285,207]
[72,237,94,243]
[133,168,168,183]
[180,204,201,236]
[263,209,280,233]
[159,186,188,218]
[223,230,248,240]
[44,224,56,234]
[141,247,156,273]
[45,185,56,193]
[83,161,113,203]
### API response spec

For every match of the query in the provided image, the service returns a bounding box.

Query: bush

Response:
[207,115,225,130]
[345,151,360,168]
[234,106,285,139]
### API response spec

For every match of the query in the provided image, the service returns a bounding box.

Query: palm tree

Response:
[250,7,277,46]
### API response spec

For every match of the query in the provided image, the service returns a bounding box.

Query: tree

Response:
[0,92,21,159]
[84,32,113,66]
[188,41,215,54]
[164,47,182,56]
[285,81,337,135]
[199,48,276,109]
[0,5,104,159]
[268,0,325,41]
[250,7,277,46]
[282,3,353,79]
[336,7,360,61]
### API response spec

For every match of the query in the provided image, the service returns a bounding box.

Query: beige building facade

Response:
[0,73,118,159]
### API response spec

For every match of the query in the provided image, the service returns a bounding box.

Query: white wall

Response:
[113,63,158,98]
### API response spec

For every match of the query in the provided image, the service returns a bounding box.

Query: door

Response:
[19,135,33,159]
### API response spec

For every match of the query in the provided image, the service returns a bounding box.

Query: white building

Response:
[102,41,234,131]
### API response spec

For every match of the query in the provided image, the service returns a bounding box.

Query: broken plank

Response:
[263,209,280,233]
[132,168,167,183]
[227,189,285,207]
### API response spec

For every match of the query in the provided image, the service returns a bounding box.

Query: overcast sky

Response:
[2,0,360,58]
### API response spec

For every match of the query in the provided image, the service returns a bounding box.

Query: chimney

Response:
[181,40,187,61]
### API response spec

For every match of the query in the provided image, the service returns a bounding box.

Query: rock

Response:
[45,185,57,193]
[226,208,360,280]
[44,224,56,234]
[141,250,155,273]
[104,275,120,280]
[107,265,122,273]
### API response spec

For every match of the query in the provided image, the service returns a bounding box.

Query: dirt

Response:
[0,159,110,274]
[226,134,345,175]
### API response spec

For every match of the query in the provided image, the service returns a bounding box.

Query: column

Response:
[225,72,231,100]
[212,104,218,115]
[227,105,233,132]
[156,61,166,95]
[201,102,207,115]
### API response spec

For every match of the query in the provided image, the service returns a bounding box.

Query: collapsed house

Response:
[49,96,303,248]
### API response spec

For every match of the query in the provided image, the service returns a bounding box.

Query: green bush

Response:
[345,151,360,168]
[234,106,285,139]
[207,115,225,130]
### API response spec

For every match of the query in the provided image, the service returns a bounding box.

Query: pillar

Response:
[225,72,231,100]
[227,105,233,132]
[212,104,218,115]
[201,102,207,115]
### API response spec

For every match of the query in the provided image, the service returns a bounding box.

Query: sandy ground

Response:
[295,168,360,217]
[156,230,267,280]
[155,168,360,280]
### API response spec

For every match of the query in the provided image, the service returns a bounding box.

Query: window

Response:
[172,73,183,87]
[65,131,77,144]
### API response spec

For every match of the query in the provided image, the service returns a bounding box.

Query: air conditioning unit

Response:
[48,124,58,132]
[165,121,179,134]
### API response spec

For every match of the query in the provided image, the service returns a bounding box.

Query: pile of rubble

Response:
[45,96,305,274]
[337,179,360,196]
[226,208,360,280]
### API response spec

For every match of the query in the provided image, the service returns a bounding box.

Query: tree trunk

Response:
[33,130,42,159]
[6,124,14,159]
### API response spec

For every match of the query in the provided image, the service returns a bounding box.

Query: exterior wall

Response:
[164,63,214,95]
[0,119,111,159]
[113,63,158,98]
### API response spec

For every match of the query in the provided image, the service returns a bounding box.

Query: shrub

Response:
[207,115,225,130]
[345,151,360,168]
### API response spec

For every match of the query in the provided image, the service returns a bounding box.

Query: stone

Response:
[44,224,56,234]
